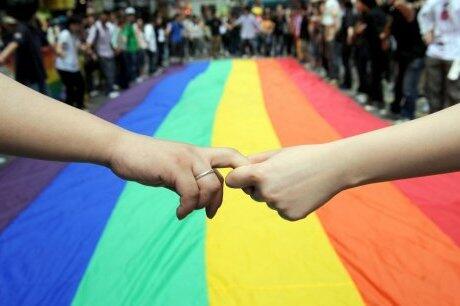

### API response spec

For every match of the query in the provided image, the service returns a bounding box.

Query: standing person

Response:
[235,6,260,56]
[310,5,324,69]
[0,16,47,94]
[272,5,287,56]
[418,0,460,113]
[122,7,140,84]
[86,11,119,99]
[144,16,157,75]
[83,14,98,97]
[206,10,222,58]
[339,0,357,89]
[188,15,205,58]
[110,11,129,90]
[356,0,387,111]
[260,12,275,57]
[134,17,147,81]
[155,16,167,68]
[322,0,343,82]
[227,15,240,56]
[168,14,185,64]
[384,0,426,119]
[298,6,310,63]
[287,9,301,58]
[55,16,85,110]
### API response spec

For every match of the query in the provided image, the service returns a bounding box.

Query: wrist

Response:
[97,127,130,168]
[327,140,369,190]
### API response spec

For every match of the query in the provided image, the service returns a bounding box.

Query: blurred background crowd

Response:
[0,0,458,122]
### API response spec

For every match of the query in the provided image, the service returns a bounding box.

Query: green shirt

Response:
[122,24,138,53]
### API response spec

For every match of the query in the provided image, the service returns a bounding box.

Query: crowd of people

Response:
[0,0,459,121]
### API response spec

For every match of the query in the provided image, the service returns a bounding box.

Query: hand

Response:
[108,131,249,220]
[355,23,367,35]
[423,31,434,45]
[226,144,348,221]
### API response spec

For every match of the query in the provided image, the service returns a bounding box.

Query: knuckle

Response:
[259,188,276,203]
[224,147,239,156]
[210,181,221,193]
[250,167,265,183]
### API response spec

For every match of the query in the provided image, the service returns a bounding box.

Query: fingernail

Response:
[176,206,184,220]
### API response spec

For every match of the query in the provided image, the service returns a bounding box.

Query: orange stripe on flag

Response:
[257,58,460,306]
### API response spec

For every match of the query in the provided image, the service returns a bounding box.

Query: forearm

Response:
[333,105,460,188]
[0,42,18,64]
[0,73,124,165]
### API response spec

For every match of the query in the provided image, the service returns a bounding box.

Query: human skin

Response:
[0,73,248,220]
[226,104,460,221]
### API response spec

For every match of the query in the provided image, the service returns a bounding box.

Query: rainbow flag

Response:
[1,59,459,306]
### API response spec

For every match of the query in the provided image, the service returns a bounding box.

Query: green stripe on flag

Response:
[72,60,232,306]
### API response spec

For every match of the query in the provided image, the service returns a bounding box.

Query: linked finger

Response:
[175,171,200,220]
[202,147,250,169]
[206,170,224,219]
[193,161,222,212]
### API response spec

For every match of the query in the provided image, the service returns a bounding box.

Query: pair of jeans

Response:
[115,52,129,90]
[99,56,116,94]
[240,39,256,56]
[390,56,411,114]
[24,79,47,95]
[401,57,425,119]
[341,44,353,89]
[425,56,460,112]
[124,52,139,83]
[146,50,157,75]
[57,70,85,109]
[324,40,340,80]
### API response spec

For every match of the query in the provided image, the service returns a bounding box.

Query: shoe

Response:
[394,118,410,124]
[355,93,368,105]
[364,104,376,111]
[109,91,120,99]
[378,108,389,116]
[89,90,99,98]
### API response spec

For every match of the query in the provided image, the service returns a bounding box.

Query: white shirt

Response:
[157,28,166,43]
[144,24,157,52]
[188,22,204,39]
[322,0,342,28]
[235,13,260,40]
[418,0,460,60]
[55,29,80,72]
[86,21,114,58]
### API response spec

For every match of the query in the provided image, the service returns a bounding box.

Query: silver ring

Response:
[195,169,215,180]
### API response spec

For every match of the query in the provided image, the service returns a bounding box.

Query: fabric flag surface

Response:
[1,59,459,306]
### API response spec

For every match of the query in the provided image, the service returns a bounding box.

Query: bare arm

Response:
[227,105,460,221]
[0,73,248,219]
[0,41,19,65]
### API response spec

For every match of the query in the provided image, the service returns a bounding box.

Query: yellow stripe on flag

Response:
[206,60,364,306]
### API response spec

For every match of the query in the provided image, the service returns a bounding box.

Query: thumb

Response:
[225,165,259,189]
[248,149,280,164]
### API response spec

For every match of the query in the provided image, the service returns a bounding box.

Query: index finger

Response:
[202,147,250,169]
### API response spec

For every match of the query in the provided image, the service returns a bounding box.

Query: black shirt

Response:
[389,8,426,59]
[13,22,46,84]
[206,18,222,37]
[300,15,309,40]
[339,8,357,44]
[272,15,286,36]
[362,7,387,55]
